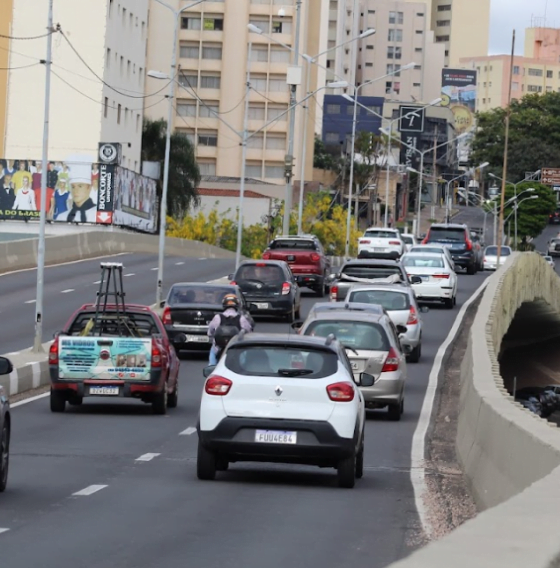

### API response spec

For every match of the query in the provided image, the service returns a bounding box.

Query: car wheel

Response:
[285,304,296,323]
[453,295,457,306]
[407,344,421,363]
[444,297,454,309]
[355,435,364,479]
[197,440,217,480]
[216,457,229,471]
[315,278,325,297]
[152,387,168,415]
[50,389,66,413]
[337,453,356,488]
[0,422,9,492]
[167,380,179,408]
[387,401,402,421]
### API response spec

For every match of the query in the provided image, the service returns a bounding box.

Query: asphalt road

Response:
[0,257,490,568]
[0,254,236,354]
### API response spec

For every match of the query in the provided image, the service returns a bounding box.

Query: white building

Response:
[4,0,148,170]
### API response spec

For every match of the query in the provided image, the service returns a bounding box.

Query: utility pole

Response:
[432,124,438,207]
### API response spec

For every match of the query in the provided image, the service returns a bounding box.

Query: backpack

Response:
[214,313,242,348]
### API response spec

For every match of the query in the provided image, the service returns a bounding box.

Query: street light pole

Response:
[33,0,54,353]
[344,93,359,258]
[297,56,311,235]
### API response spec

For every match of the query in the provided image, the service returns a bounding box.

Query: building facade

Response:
[460,27,560,112]
[144,0,326,186]
[0,0,14,158]
[3,0,148,169]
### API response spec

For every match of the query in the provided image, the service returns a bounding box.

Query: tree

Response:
[470,92,560,182]
[313,136,340,171]
[141,118,201,219]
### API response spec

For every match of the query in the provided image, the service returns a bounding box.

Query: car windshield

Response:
[68,312,159,337]
[304,320,389,351]
[236,264,284,282]
[348,290,410,311]
[341,264,402,279]
[363,230,400,238]
[225,345,337,378]
[402,255,445,268]
[427,228,465,242]
[401,235,413,244]
[168,285,232,305]
[269,239,317,250]
[545,256,553,261]
[485,246,511,256]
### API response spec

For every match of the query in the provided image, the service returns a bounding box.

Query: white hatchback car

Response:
[483,245,512,270]
[357,228,405,260]
[400,233,418,252]
[408,244,455,271]
[401,252,458,308]
[197,332,368,488]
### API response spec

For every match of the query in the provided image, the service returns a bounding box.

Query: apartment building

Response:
[326,0,445,101]
[144,0,326,185]
[460,28,560,112]
[0,0,14,157]
[3,0,148,170]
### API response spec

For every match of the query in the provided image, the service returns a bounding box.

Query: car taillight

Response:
[407,306,418,325]
[310,253,320,262]
[465,239,473,251]
[330,285,338,301]
[326,382,355,401]
[151,341,162,367]
[281,282,291,295]
[205,376,232,396]
[432,273,450,279]
[262,252,271,260]
[359,239,371,244]
[230,281,236,285]
[389,240,401,245]
[162,306,172,325]
[382,347,399,372]
[49,338,59,365]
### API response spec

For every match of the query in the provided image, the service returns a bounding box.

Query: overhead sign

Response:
[541,167,560,185]
[398,106,425,133]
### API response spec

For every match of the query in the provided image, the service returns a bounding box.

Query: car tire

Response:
[197,440,217,480]
[408,344,421,363]
[216,457,229,471]
[355,436,364,479]
[285,304,296,323]
[387,401,403,421]
[152,387,168,415]
[316,278,325,297]
[444,297,454,309]
[167,381,179,408]
[50,389,66,413]
[0,422,9,493]
[337,453,356,488]
[467,263,476,275]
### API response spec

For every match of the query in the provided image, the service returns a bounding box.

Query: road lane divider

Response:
[135,453,161,462]
[179,427,197,436]
[72,485,108,496]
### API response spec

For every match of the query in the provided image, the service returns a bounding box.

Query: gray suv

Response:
[0,356,13,492]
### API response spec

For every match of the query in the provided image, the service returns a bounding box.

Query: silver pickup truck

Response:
[326,259,421,302]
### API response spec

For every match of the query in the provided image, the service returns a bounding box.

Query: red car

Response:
[49,303,180,415]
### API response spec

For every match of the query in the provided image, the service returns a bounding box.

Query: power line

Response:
[0,62,42,71]
[0,30,57,40]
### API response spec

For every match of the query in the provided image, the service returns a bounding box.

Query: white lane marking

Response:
[61,289,74,294]
[151,267,158,271]
[0,528,9,535]
[175,261,184,265]
[0,252,128,278]
[198,257,207,260]
[72,484,108,496]
[24,299,36,304]
[410,277,490,540]
[93,280,101,284]
[135,453,161,462]
[179,427,197,436]
[208,276,229,283]
[11,392,49,408]
[124,273,135,277]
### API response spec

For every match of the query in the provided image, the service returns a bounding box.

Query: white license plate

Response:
[186,335,209,342]
[371,247,386,252]
[351,361,359,369]
[254,302,269,309]
[89,386,119,396]
[255,430,297,444]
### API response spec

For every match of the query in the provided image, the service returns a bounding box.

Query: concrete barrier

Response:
[1,343,51,398]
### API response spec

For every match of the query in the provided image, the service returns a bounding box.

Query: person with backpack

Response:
[207,293,253,365]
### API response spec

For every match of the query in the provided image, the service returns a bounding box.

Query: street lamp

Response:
[444,161,489,222]
[148,0,207,307]
[504,194,539,249]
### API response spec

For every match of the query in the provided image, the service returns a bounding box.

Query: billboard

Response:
[112,166,158,233]
[399,133,420,170]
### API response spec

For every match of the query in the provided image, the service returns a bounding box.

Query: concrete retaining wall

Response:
[385,252,560,567]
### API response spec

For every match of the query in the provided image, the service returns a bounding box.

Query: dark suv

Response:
[422,223,477,274]
[549,208,560,224]
[0,356,13,492]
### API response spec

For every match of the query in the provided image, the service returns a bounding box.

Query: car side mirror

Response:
[228,273,234,280]
[420,305,429,313]
[291,321,303,330]
[359,372,375,387]
[203,365,216,378]
[159,300,166,308]
[0,356,13,375]
[396,324,408,335]
[410,276,422,284]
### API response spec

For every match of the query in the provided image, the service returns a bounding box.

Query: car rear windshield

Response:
[402,255,445,268]
[67,312,159,337]
[485,246,511,256]
[363,230,400,238]
[348,289,410,310]
[304,320,389,351]
[341,264,402,279]
[411,246,444,254]
[236,264,284,282]
[427,227,466,242]
[269,239,317,250]
[401,235,413,244]
[225,345,338,378]
[167,285,232,305]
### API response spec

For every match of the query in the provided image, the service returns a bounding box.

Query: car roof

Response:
[228,332,340,352]
[237,259,286,267]
[403,251,444,256]
[429,223,467,230]
[364,227,399,232]
[311,301,386,314]
[347,285,413,295]
[78,303,154,312]
[169,282,237,289]
[272,234,318,241]
[342,258,400,266]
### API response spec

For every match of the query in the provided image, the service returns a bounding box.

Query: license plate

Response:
[371,247,385,252]
[287,255,295,261]
[89,386,119,396]
[254,302,269,309]
[255,430,297,444]
[351,361,359,369]
[186,335,209,343]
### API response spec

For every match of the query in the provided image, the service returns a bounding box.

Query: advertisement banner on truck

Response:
[58,337,152,381]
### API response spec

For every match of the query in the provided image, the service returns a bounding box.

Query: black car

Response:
[229,260,302,322]
[0,356,13,492]
[422,223,477,274]
[549,208,560,224]
[161,283,254,353]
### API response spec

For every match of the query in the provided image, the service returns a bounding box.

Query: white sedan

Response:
[544,255,556,269]
[483,245,512,270]
[401,252,458,309]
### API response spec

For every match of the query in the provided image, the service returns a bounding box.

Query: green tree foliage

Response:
[470,92,560,181]
[313,137,339,170]
[141,118,201,218]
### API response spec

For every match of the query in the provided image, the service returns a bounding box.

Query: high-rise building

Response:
[144,0,326,185]
[460,27,560,112]
[3,0,149,170]
[0,0,14,157]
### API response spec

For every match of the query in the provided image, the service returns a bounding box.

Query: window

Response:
[415,47,423,53]
[265,164,284,178]
[127,60,130,76]
[325,132,338,143]
[251,47,269,62]
[417,12,424,16]
[124,107,128,125]
[272,19,292,33]
[326,104,340,114]
[416,30,423,34]
[181,16,201,30]
[267,105,288,121]
[388,29,402,42]
[248,104,265,119]
[388,11,403,24]
[117,104,121,124]
[138,67,143,85]
[141,21,145,38]
[436,20,450,26]
[546,85,552,92]
[109,0,113,17]
[198,131,218,146]
[413,82,421,87]
[251,74,267,91]
[365,62,373,67]
[136,113,140,133]
[527,84,542,92]
[387,64,401,76]
[198,161,216,176]
[177,129,196,144]
[199,102,219,117]
[366,44,374,50]
[200,73,221,88]
[247,134,264,149]
[203,17,224,31]
[104,97,108,118]
[180,43,199,58]
[179,73,198,88]
[528,68,543,76]
[436,35,450,42]
[246,163,262,178]
[513,65,520,74]
[269,75,287,92]
[202,44,222,59]
[414,64,422,70]
[387,46,402,59]
[437,4,451,10]
[547,70,553,78]
[249,18,269,33]
[106,48,111,68]
[122,7,126,25]
[177,102,196,117]
[120,55,124,73]
[270,47,290,63]
[385,81,392,94]
[368,9,375,14]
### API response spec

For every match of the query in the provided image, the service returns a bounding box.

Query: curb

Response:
[2,342,52,398]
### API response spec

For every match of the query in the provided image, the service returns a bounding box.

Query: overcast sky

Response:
[489,0,560,54]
